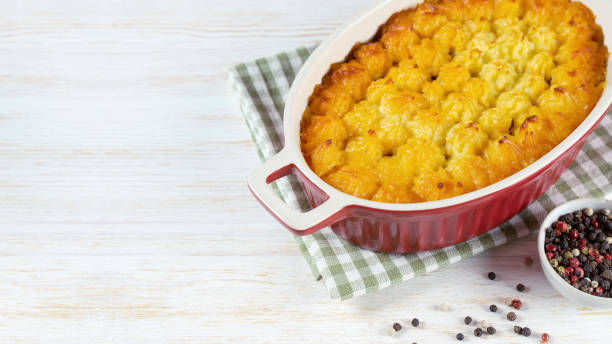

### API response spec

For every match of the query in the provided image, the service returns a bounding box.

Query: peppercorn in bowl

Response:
[538,199,612,309]
[248,0,612,253]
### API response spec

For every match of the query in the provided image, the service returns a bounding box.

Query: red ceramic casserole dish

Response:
[248,0,612,253]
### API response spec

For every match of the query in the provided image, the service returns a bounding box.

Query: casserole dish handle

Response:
[248,149,346,236]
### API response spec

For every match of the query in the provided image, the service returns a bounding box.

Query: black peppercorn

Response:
[561,240,570,250]
[456,333,464,341]
[411,318,419,327]
[487,272,496,280]
[474,328,483,337]
[522,327,531,337]
[516,283,526,292]
[464,316,472,325]
[392,322,402,332]
[507,312,517,321]
[487,327,496,335]
[489,304,497,312]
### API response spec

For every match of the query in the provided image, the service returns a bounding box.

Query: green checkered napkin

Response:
[228,45,612,301]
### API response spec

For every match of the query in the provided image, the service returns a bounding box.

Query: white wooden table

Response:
[0,0,609,342]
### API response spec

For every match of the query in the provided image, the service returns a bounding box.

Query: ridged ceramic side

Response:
[247,0,612,253]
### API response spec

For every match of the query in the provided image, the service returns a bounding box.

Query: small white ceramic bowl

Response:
[538,198,612,309]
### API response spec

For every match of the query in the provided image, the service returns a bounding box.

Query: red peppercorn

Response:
[511,299,522,310]
[596,255,604,264]
[605,254,612,261]
[575,267,584,278]
[579,243,587,251]
[570,230,579,239]
[570,275,579,284]
[555,221,567,232]
[592,220,599,228]
[541,333,550,343]
[596,286,604,294]
[579,238,587,245]
[545,244,556,252]
[555,229,562,237]
[546,252,554,260]
[569,257,580,267]
[565,267,574,276]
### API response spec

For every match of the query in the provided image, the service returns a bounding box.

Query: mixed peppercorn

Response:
[381,207,612,342]
[544,208,612,297]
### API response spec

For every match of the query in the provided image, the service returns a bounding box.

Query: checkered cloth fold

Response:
[229,45,612,301]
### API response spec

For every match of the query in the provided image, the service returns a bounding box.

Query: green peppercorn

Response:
[557,266,566,274]
[564,251,574,259]
[550,259,559,268]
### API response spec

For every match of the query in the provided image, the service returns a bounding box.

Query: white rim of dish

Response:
[282,0,612,212]
[537,198,612,303]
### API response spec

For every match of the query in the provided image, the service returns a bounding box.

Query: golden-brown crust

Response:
[300,0,608,203]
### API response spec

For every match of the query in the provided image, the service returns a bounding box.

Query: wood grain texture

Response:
[0,0,609,342]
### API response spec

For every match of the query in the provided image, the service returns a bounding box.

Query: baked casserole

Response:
[300,0,608,203]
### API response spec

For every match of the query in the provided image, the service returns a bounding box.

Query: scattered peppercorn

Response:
[511,299,522,310]
[456,333,464,341]
[474,328,483,337]
[525,257,534,266]
[487,327,496,335]
[544,208,612,298]
[516,283,526,292]
[478,320,488,328]
[411,318,419,327]
[506,312,517,321]
[464,316,472,325]
[504,297,513,306]
[540,333,550,343]
[392,322,402,332]
[489,304,497,312]
[487,272,496,280]
[522,327,531,337]
[514,326,523,335]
